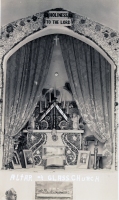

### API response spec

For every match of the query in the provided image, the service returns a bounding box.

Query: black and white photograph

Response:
[35,181,73,200]
[77,150,90,169]
[23,150,34,168]
[0,0,118,199]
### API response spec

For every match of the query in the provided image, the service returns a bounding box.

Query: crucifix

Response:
[54,35,59,46]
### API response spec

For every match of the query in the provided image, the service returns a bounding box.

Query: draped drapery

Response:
[4,35,54,165]
[59,35,112,168]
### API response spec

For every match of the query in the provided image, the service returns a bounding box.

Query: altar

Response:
[16,98,84,169]
[22,117,84,169]
[9,82,107,171]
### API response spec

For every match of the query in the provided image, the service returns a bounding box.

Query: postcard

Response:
[0,0,118,199]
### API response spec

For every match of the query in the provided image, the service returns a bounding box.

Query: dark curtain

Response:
[59,35,112,168]
[4,35,54,165]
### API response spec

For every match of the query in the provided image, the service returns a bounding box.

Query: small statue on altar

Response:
[71,112,80,130]
[27,114,35,130]
[79,117,85,130]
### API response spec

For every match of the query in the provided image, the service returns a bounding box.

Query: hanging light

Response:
[55,72,59,76]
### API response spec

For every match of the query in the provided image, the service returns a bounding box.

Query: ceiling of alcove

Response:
[1,0,119,31]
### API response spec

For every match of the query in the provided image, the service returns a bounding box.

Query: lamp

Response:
[55,72,59,77]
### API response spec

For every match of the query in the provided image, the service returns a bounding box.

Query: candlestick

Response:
[63,99,65,109]
[40,101,42,113]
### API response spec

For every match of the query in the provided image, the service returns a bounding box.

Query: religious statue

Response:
[71,112,80,130]
[79,117,85,129]
[27,114,35,130]
[5,188,17,200]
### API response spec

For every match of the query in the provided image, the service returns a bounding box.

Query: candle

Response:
[63,91,65,109]
[40,101,42,113]
[59,91,62,103]
[80,134,82,150]
[63,99,65,109]
[49,91,51,103]
[45,97,47,108]
[67,102,69,114]
[54,87,56,98]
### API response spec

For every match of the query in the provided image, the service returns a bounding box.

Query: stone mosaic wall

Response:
[0,9,119,169]
[73,14,119,66]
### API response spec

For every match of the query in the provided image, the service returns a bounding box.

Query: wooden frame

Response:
[23,150,34,168]
[12,151,22,169]
[77,150,90,169]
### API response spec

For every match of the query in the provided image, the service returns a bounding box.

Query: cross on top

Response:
[54,35,59,46]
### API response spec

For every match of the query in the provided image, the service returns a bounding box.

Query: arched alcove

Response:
[0,9,118,170]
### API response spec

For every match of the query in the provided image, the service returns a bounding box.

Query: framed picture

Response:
[77,151,90,169]
[42,146,65,159]
[23,150,34,168]
[12,151,22,169]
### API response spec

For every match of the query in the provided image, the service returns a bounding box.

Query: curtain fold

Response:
[4,35,54,165]
[59,35,112,168]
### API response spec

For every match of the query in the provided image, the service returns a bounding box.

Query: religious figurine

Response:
[79,117,85,129]
[71,112,80,130]
[27,114,35,130]
[5,188,17,200]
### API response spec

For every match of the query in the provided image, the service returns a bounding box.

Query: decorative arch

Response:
[0,8,118,170]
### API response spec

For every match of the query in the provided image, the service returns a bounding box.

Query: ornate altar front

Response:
[22,98,84,168]
[13,80,107,170]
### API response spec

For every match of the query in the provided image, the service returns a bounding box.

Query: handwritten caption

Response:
[10,174,100,182]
